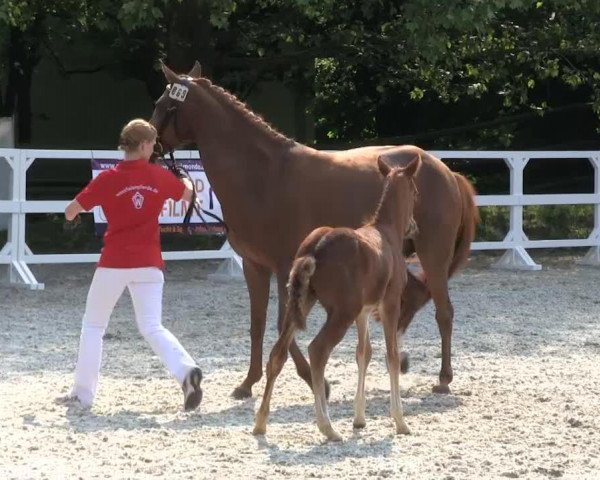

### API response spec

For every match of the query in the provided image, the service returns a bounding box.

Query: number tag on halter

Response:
[169,83,189,102]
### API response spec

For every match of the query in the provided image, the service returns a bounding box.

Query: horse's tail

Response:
[449,173,479,277]
[285,255,317,331]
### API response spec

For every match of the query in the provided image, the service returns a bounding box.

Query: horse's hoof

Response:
[232,386,252,399]
[432,384,451,394]
[252,425,266,436]
[400,352,410,373]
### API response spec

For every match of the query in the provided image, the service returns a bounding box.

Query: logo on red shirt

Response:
[132,191,144,209]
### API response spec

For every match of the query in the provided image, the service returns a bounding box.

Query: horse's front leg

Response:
[233,259,271,399]
[276,272,331,398]
[353,310,371,429]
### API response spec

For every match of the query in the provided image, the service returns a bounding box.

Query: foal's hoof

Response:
[432,383,451,395]
[353,419,366,429]
[396,422,411,435]
[252,424,266,436]
[232,386,252,400]
[400,352,410,374]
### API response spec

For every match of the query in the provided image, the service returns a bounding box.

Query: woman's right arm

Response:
[180,178,194,203]
[65,199,84,221]
[66,172,107,221]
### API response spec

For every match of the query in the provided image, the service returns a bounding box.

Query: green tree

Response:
[312,0,600,147]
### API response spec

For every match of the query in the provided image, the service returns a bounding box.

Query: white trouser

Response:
[71,267,197,406]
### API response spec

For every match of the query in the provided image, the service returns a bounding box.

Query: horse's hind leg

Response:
[353,309,371,429]
[234,260,271,399]
[253,322,296,435]
[420,255,455,394]
[398,272,431,372]
[276,272,330,399]
[308,309,354,441]
[399,272,431,333]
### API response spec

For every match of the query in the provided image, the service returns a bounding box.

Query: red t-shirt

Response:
[76,159,185,269]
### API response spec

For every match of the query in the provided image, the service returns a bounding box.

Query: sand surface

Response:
[1,254,599,479]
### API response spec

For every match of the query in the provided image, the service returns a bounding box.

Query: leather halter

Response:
[152,86,227,234]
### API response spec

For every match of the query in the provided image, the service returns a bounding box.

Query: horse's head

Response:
[377,154,420,238]
[149,62,203,155]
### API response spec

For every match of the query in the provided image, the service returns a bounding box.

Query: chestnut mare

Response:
[150,62,478,397]
[253,156,420,441]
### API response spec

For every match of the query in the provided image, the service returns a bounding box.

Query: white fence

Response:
[1,149,599,290]
[0,149,243,290]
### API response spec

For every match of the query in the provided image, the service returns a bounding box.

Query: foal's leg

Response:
[353,310,371,429]
[308,309,354,442]
[276,272,330,399]
[233,259,271,399]
[380,301,410,435]
[253,321,297,435]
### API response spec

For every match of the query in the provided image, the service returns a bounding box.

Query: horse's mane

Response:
[195,77,296,147]
[366,174,394,225]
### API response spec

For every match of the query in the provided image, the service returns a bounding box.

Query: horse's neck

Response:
[190,87,292,215]
[373,186,408,241]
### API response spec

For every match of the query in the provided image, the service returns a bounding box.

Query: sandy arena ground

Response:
[1,253,599,479]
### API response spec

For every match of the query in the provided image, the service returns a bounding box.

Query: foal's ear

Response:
[188,61,202,78]
[161,62,180,84]
[377,156,391,177]
[403,153,421,178]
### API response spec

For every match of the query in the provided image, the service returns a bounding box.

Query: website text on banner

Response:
[91,158,225,235]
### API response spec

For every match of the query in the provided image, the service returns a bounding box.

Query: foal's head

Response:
[149,62,204,153]
[375,155,420,238]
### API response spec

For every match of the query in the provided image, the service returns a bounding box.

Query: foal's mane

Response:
[366,169,416,226]
[194,77,296,147]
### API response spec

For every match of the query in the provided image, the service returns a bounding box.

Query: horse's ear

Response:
[403,154,421,178]
[377,156,391,177]
[188,61,202,78]
[161,62,180,84]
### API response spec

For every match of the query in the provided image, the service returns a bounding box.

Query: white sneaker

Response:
[55,394,91,408]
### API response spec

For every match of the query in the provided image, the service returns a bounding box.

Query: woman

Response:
[62,118,203,411]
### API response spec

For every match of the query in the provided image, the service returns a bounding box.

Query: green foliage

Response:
[478,206,510,242]
[524,205,594,240]
[3,1,600,145]
[476,205,594,242]
[311,0,600,146]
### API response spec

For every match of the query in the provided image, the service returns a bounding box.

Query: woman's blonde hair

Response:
[118,119,157,152]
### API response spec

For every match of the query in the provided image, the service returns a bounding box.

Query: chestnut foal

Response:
[253,155,420,441]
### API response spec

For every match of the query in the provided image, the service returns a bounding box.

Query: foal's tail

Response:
[449,173,480,277]
[285,255,317,331]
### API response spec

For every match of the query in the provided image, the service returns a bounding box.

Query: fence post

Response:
[492,156,541,271]
[579,156,600,266]
[0,149,42,288]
